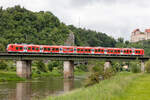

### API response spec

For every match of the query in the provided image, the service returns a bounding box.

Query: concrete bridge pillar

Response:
[104,61,111,71]
[141,61,145,72]
[16,60,32,78]
[63,61,74,79]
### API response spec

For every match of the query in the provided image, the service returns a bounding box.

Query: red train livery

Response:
[7,44,144,56]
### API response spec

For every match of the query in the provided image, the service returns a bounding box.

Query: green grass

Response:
[116,73,150,100]
[0,71,25,82]
[45,72,147,100]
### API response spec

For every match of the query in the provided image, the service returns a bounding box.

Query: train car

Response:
[6,44,144,56]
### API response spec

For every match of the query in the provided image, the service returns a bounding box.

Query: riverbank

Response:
[0,71,25,82]
[0,70,87,82]
[45,72,148,100]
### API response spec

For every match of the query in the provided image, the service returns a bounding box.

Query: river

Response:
[0,76,85,100]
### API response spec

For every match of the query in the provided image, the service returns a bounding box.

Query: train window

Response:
[56,48,59,51]
[74,48,76,51]
[52,48,55,51]
[130,50,132,53]
[127,50,128,53]
[135,51,138,53]
[88,49,91,52]
[70,49,73,51]
[28,47,31,50]
[101,49,104,52]
[118,50,120,52]
[20,47,23,50]
[98,49,100,52]
[32,47,34,50]
[44,48,47,51]
[85,49,88,52]
[95,49,97,52]
[111,50,113,53]
[16,47,18,50]
[36,48,39,50]
[48,48,50,51]
[138,51,140,53]
[114,50,117,53]
[124,50,126,53]
[81,49,83,51]
[11,45,13,48]
[77,49,80,51]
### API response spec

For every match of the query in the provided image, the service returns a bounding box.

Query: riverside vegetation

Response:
[45,59,150,100]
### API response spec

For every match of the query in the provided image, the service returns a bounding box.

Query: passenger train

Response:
[7,44,144,56]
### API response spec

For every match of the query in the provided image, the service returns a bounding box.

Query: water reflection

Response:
[64,79,74,92]
[0,76,83,100]
[16,83,31,100]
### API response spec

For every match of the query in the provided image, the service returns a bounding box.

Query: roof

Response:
[145,29,150,33]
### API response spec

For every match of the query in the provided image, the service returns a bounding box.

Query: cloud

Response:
[0,0,150,40]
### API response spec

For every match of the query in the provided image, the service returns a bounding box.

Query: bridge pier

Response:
[104,61,111,71]
[141,61,145,72]
[16,60,32,78]
[63,61,74,79]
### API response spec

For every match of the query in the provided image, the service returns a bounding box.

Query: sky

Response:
[0,0,150,40]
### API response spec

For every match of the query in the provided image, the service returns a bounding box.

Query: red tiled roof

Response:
[145,29,150,33]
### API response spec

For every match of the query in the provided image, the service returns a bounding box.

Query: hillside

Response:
[0,6,70,51]
[68,25,116,47]
[0,6,117,51]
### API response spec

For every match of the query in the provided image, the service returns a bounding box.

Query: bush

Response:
[36,60,47,72]
[76,64,88,72]
[130,61,141,73]
[0,60,8,70]
[145,60,150,73]
[85,61,116,87]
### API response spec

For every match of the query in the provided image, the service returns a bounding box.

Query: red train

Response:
[7,44,144,56]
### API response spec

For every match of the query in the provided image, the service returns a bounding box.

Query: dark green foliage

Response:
[0,60,8,70]
[35,60,47,72]
[47,61,63,73]
[145,60,150,73]
[76,64,88,72]
[130,60,141,73]
[68,25,116,47]
[0,5,70,51]
[85,61,116,87]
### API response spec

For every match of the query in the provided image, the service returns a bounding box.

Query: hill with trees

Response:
[0,6,117,51]
[68,25,116,47]
[0,6,70,51]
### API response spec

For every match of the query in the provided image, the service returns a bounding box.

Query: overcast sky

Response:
[1,0,150,40]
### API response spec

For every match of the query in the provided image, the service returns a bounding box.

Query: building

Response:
[131,28,150,42]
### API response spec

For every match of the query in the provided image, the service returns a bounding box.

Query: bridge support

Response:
[16,60,32,78]
[104,61,111,71]
[63,61,74,79]
[141,61,145,72]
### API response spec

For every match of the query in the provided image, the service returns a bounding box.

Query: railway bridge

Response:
[0,52,149,79]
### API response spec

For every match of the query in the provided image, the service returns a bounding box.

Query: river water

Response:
[0,76,85,100]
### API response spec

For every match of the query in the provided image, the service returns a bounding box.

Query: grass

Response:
[0,71,25,82]
[116,73,150,100]
[45,72,146,100]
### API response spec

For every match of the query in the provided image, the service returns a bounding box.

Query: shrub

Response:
[36,60,47,72]
[130,61,141,73]
[85,61,116,87]
[76,64,88,72]
[145,60,150,73]
[0,60,8,70]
